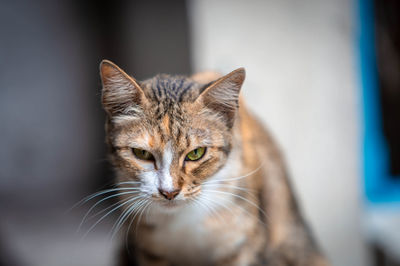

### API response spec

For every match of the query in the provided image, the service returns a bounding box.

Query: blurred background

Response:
[0,0,399,265]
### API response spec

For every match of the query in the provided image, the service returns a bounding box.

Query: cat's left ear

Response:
[195,68,245,127]
[100,60,147,119]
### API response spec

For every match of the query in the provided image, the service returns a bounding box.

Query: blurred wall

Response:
[188,0,367,265]
[0,0,100,209]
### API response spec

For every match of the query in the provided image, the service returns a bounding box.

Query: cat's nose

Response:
[158,188,181,200]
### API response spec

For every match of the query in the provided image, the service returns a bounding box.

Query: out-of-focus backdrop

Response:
[1,0,399,266]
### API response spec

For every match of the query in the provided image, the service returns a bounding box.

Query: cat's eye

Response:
[132,148,154,161]
[185,147,206,161]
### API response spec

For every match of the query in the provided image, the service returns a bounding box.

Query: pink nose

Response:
[158,188,181,200]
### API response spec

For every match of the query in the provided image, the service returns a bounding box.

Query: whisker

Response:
[135,200,152,233]
[202,189,268,219]
[132,200,151,237]
[88,197,127,220]
[114,181,142,187]
[205,192,269,227]
[201,193,236,217]
[111,198,142,233]
[114,198,148,240]
[203,161,265,185]
[190,196,210,217]
[197,194,226,222]
[81,196,142,240]
[68,187,141,213]
[124,200,152,250]
[110,197,147,240]
[144,201,153,224]
[202,183,255,194]
[78,191,141,232]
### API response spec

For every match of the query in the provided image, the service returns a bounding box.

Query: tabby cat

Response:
[99,60,329,266]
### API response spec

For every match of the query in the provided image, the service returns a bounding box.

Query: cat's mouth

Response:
[159,199,181,208]
[148,199,183,214]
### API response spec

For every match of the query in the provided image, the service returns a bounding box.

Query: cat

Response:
[99,60,329,266]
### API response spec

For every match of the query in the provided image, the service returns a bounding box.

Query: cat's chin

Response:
[154,199,185,213]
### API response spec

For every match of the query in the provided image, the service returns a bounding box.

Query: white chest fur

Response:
[139,202,247,265]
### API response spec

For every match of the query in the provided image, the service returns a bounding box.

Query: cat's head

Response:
[100,60,245,210]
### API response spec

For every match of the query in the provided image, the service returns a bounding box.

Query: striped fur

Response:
[100,60,329,266]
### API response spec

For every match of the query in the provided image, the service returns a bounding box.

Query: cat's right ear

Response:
[195,68,245,128]
[100,60,146,118]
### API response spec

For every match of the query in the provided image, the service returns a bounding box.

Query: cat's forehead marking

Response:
[161,115,170,135]
[140,75,206,104]
[148,135,155,148]
[154,76,195,102]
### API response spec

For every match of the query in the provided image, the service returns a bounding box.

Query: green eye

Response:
[132,148,154,161]
[185,147,206,161]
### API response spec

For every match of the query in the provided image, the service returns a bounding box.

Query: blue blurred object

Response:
[359,0,400,203]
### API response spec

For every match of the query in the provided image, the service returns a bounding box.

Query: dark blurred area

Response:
[369,1,400,266]
[0,0,190,265]
[375,0,400,177]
